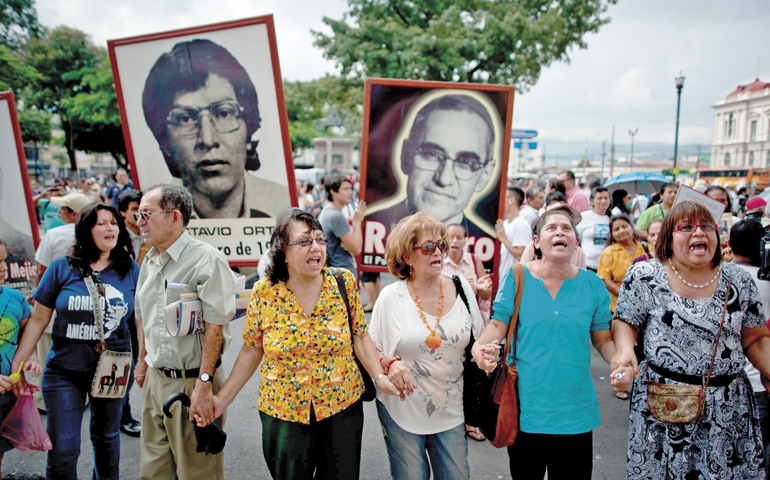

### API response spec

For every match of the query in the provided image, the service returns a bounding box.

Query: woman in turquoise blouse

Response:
[472,208,633,480]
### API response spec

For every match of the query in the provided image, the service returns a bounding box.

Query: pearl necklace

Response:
[410,278,444,350]
[668,260,721,289]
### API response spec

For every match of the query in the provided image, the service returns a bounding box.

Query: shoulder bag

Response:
[453,275,492,430]
[644,274,731,424]
[84,274,132,399]
[332,268,376,402]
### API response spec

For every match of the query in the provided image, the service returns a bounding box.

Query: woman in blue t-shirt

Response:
[471,209,634,480]
[0,239,43,477]
[11,204,140,480]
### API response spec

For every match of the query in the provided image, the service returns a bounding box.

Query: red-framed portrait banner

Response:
[358,78,515,279]
[108,15,297,267]
[0,90,40,298]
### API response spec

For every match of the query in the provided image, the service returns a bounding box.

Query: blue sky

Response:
[37,0,769,147]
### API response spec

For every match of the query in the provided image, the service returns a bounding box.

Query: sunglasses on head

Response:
[414,240,448,255]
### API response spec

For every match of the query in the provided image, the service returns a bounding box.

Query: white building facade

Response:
[711,79,770,168]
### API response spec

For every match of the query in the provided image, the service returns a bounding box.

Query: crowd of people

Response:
[1,166,769,480]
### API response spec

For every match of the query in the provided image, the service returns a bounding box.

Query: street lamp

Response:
[629,128,638,173]
[673,71,685,181]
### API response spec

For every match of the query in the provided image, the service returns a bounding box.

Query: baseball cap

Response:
[51,193,92,214]
[745,197,767,212]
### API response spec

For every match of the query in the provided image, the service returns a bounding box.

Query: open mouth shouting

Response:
[689,241,708,254]
[552,239,569,249]
[307,255,323,270]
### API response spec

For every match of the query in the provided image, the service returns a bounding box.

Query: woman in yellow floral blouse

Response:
[204,209,400,479]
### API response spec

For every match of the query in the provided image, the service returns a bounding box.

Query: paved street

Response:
[2,274,632,479]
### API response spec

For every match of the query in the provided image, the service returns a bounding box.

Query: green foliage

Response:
[0,43,40,95]
[22,26,108,171]
[18,107,50,143]
[0,0,40,51]
[313,0,617,91]
[283,75,363,155]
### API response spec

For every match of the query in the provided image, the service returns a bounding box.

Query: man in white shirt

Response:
[33,192,91,412]
[495,186,532,280]
[519,186,544,225]
[730,219,770,470]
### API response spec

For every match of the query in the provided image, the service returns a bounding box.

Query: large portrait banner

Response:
[0,91,40,298]
[359,79,515,276]
[108,15,296,267]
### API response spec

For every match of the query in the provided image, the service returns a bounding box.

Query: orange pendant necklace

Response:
[410,278,444,350]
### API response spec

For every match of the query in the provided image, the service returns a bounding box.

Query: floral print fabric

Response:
[242,267,366,424]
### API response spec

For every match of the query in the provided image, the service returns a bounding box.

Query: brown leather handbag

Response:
[480,263,524,448]
[645,275,731,424]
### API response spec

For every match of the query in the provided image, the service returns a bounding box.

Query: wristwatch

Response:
[198,372,213,383]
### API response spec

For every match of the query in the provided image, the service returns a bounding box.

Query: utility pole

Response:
[609,126,615,178]
[629,128,638,173]
[673,72,685,182]
[600,141,607,182]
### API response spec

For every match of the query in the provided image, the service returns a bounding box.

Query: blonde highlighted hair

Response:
[385,212,450,280]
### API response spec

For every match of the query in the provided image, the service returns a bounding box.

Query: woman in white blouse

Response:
[370,212,484,480]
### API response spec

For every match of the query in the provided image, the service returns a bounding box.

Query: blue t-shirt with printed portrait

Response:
[33,257,139,372]
[0,287,31,377]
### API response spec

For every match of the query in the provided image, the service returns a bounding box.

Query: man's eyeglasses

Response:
[287,237,329,248]
[414,240,448,256]
[673,222,718,233]
[413,146,490,180]
[167,101,244,137]
[133,210,174,222]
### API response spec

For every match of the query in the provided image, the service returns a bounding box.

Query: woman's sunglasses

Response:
[413,240,448,255]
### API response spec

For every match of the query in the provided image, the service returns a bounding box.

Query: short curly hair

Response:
[385,212,449,280]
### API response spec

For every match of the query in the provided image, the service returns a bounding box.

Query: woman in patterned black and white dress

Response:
[612,202,770,479]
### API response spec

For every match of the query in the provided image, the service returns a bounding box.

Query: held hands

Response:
[609,365,634,392]
[472,342,502,372]
[610,348,639,377]
[189,381,215,426]
[194,395,227,427]
[376,375,402,398]
[386,360,416,401]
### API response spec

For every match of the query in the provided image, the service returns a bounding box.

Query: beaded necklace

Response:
[409,278,444,349]
[668,260,721,289]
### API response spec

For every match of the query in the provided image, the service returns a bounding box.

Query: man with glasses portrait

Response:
[142,39,290,219]
[367,94,498,247]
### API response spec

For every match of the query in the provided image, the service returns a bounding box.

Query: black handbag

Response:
[452,275,494,429]
[332,268,376,402]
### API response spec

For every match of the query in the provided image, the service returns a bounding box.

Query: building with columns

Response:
[711,79,770,167]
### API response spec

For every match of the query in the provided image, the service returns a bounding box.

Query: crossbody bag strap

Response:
[704,273,731,389]
[503,263,525,367]
[452,275,471,313]
[332,268,353,331]
[83,275,107,353]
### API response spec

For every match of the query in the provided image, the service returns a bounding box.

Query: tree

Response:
[23,26,104,173]
[0,0,40,51]
[0,43,40,94]
[313,0,617,91]
[18,107,50,143]
[62,56,128,169]
[283,75,363,156]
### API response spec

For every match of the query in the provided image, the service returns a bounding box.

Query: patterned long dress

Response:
[615,261,766,479]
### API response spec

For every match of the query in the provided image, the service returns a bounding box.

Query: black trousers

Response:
[507,430,593,480]
[260,401,364,480]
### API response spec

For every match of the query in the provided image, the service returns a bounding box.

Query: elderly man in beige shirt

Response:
[134,184,236,480]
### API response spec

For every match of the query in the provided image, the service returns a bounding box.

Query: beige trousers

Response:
[139,367,226,480]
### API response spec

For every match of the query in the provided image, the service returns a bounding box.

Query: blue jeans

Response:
[755,391,770,478]
[376,400,470,480]
[42,365,122,480]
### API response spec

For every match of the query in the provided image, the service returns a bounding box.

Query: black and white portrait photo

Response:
[109,16,295,265]
[0,92,39,298]
[360,81,514,274]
